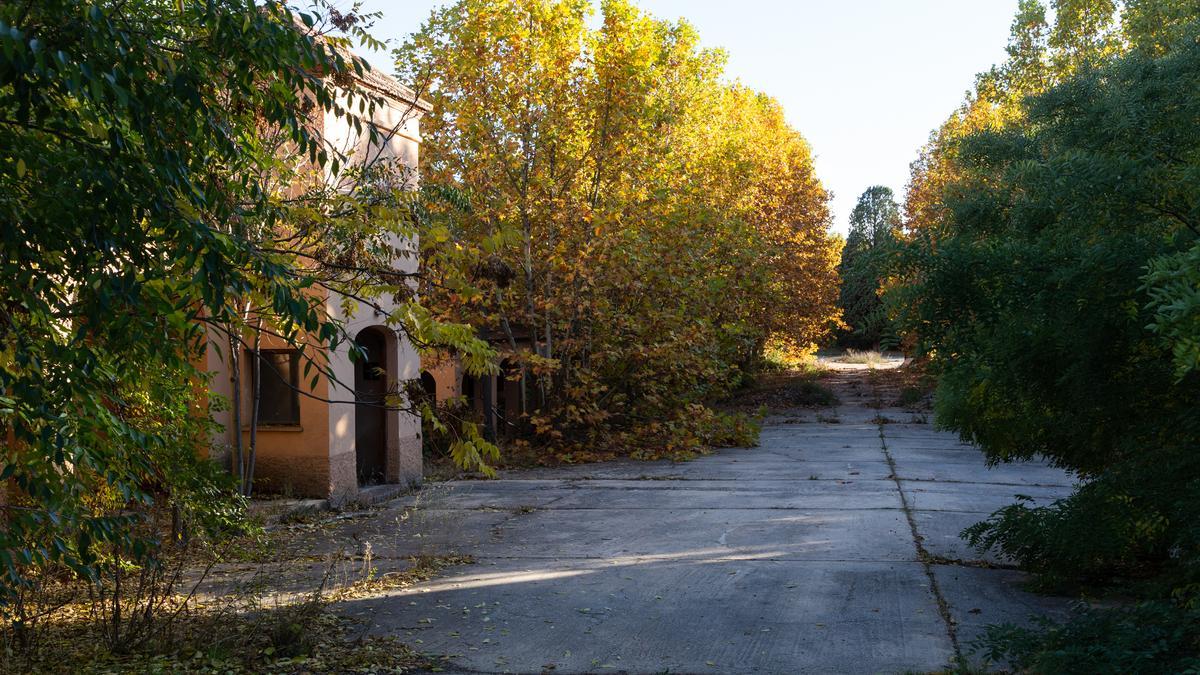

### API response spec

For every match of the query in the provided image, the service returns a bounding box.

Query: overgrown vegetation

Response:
[976,602,1200,673]
[0,0,839,667]
[894,0,1200,666]
[399,0,842,461]
[720,365,838,414]
[0,0,497,666]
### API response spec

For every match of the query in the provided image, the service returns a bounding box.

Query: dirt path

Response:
[319,362,1076,673]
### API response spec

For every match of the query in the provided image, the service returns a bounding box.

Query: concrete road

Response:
[336,362,1076,674]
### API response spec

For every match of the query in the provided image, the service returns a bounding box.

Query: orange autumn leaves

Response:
[398,0,840,457]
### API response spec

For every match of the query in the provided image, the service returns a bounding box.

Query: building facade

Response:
[423,329,528,442]
[204,67,430,504]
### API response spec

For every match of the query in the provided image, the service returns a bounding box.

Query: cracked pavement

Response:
[324,359,1077,673]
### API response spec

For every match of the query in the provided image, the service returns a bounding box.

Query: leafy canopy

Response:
[837,186,900,348]
[398,0,840,458]
[0,0,493,607]
[894,2,1200,662]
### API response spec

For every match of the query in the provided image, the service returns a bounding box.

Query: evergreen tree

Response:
[837,186,900,348]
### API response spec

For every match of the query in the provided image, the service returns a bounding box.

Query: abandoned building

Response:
[423,328,530,442]
[203,66,432,504]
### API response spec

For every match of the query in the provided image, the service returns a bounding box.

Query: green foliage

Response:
[976,602,1200,673]
[447,421,503,478]
[1145,241,1200,379]
[0,0,336,607]
[900,14,1200,473]
[838,186,900,348]
[898,1,1200,668]
[963,458,1200,591]
[695,407,763,449]
[0,0,496,625]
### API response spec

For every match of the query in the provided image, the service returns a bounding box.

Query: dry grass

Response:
[0,505,474,674]
[837,349,888,366]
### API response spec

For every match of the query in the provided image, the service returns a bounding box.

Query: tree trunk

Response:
[496,289,527,419]
[522,209,544,410]
[245,318,263,497]
[228,332,243,490]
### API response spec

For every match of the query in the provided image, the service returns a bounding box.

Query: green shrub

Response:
[976,602,1200,674]
[895,6,1200,670]
[964,453,1200,592]
[902,2,1200,583]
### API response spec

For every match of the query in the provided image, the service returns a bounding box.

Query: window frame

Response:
[249,348,301,427]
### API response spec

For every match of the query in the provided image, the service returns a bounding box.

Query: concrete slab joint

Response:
[333,359,1074,673]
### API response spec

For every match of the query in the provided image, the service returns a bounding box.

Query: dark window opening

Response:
[252,350,300,425]
[420,371,437,400]
[462,374,476,403]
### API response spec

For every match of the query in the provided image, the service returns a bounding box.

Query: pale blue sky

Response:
[351,1,1019,234]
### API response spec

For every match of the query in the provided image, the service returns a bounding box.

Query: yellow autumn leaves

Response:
[398,0,840,456]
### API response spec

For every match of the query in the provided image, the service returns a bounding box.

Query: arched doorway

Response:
[354,327,388,485]
[419,371,437,401]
